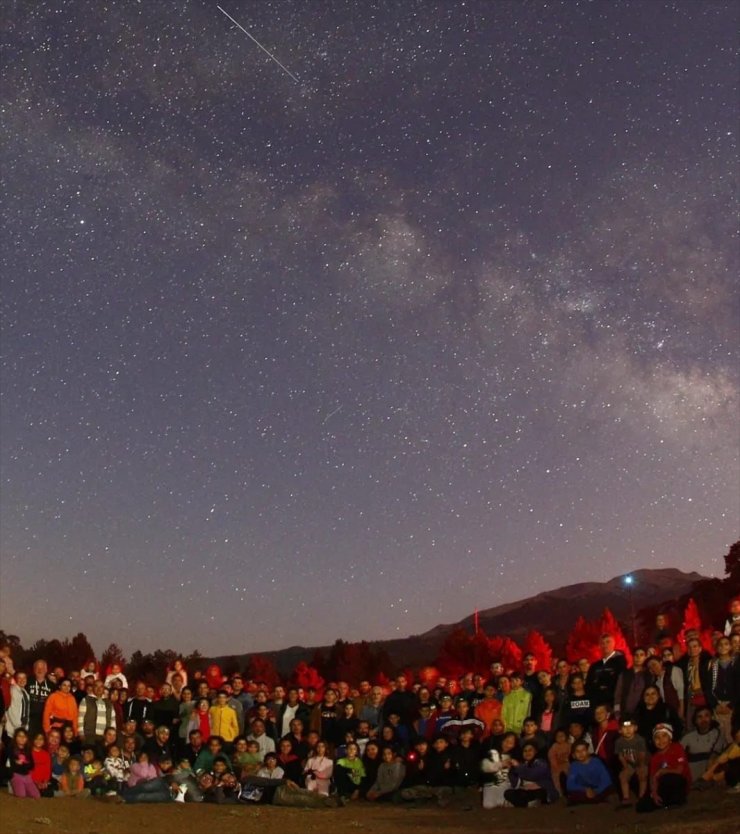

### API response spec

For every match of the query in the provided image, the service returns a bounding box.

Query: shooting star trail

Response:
[217,5,300,83]
[323,405,343,424]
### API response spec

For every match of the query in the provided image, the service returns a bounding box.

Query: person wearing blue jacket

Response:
[503,742,559,807]
[566,740,613,804]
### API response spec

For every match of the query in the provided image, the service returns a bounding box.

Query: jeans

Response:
[122,778,172,803]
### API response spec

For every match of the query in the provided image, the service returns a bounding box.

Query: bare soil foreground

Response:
[1,789,738,834]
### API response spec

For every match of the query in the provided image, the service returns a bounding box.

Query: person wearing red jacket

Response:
[30,733,52,796]
[636,723,691,813]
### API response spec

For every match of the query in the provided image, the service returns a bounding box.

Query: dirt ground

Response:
[0,788,738,834]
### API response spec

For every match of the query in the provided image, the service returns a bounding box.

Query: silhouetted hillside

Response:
[210,568,705,675]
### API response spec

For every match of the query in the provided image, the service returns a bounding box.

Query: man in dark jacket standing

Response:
[27,659,55,737]
[586,634,627,707]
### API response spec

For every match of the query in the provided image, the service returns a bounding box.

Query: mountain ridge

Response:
[209,567,706,675]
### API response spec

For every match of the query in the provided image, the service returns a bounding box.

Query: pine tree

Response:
[677,598,714,653]
[598,608,633,666]
[436,627,476,677]
[486,635,523,672]
[100,643,127,675]
[244,655,279,690]
[565,616,601,663]
[521,630,553,672]
[290,661,325,697]
[725,540,740,585]
[63,632,96,673]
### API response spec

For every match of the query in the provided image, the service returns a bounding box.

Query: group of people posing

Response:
[1,597,739,813]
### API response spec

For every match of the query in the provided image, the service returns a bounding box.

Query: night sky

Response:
[1,1,738,657]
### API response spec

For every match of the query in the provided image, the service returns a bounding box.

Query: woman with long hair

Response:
[635,686,683,751]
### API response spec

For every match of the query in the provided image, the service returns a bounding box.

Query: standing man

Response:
[78,680,116,747]
[27,659,55,737]
[382,675,416,730]
[123,681,151,729]
[614,647,650,719]
[586,634,627,708]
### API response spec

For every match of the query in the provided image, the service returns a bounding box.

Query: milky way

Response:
[1,1,737,655]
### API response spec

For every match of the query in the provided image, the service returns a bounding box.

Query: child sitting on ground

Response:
[237,740,264,779]
[81,748,108,797]
[547,728,572,796]
[103,744,128,794]
[51,744,70,791]
[565,740,613,805]
[56,757,91,798]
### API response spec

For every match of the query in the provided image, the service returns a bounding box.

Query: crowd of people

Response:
[1,597,738,814]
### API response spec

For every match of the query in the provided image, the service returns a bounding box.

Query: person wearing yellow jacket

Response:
[209,690,239,745]
[502,673,532,735]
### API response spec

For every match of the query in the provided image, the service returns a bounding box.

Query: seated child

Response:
[202,757,239,804]
[103,744,129,794]
[51,744,70,791]
[237,740,263,779]
[366,746,406,802]
[81,748,108,797]
[568,721,593,753]
[30,733,53,797]
[614,717,648,805]
[636,724,691,813]
[172,756,202,802]
[255,752,285,781]
[565,740,613,805]
[334,742,366,801]
[547,728,572,796]
[481,732,517,808]
[55,757,91,798]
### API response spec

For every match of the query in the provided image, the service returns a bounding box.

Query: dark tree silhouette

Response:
[725,540,740,585]
[100,643,127,675]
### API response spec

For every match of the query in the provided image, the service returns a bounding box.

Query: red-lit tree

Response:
[677,598,714,653]
[436,628,477,678]
[521,630,553,672]
[290,661,325,697]
[565,616,602,663]
[598,608,633,666]
[435,627,514,677]
[244,655,280,690]
[486,635,523,673]
[418,666,440,687]
[375,670,392,692]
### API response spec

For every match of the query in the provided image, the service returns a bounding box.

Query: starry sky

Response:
[1,1,738,657]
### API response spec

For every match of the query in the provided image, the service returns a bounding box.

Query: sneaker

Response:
[726,784,740,794]
[175,785,188,803]
[103,793,124,804]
